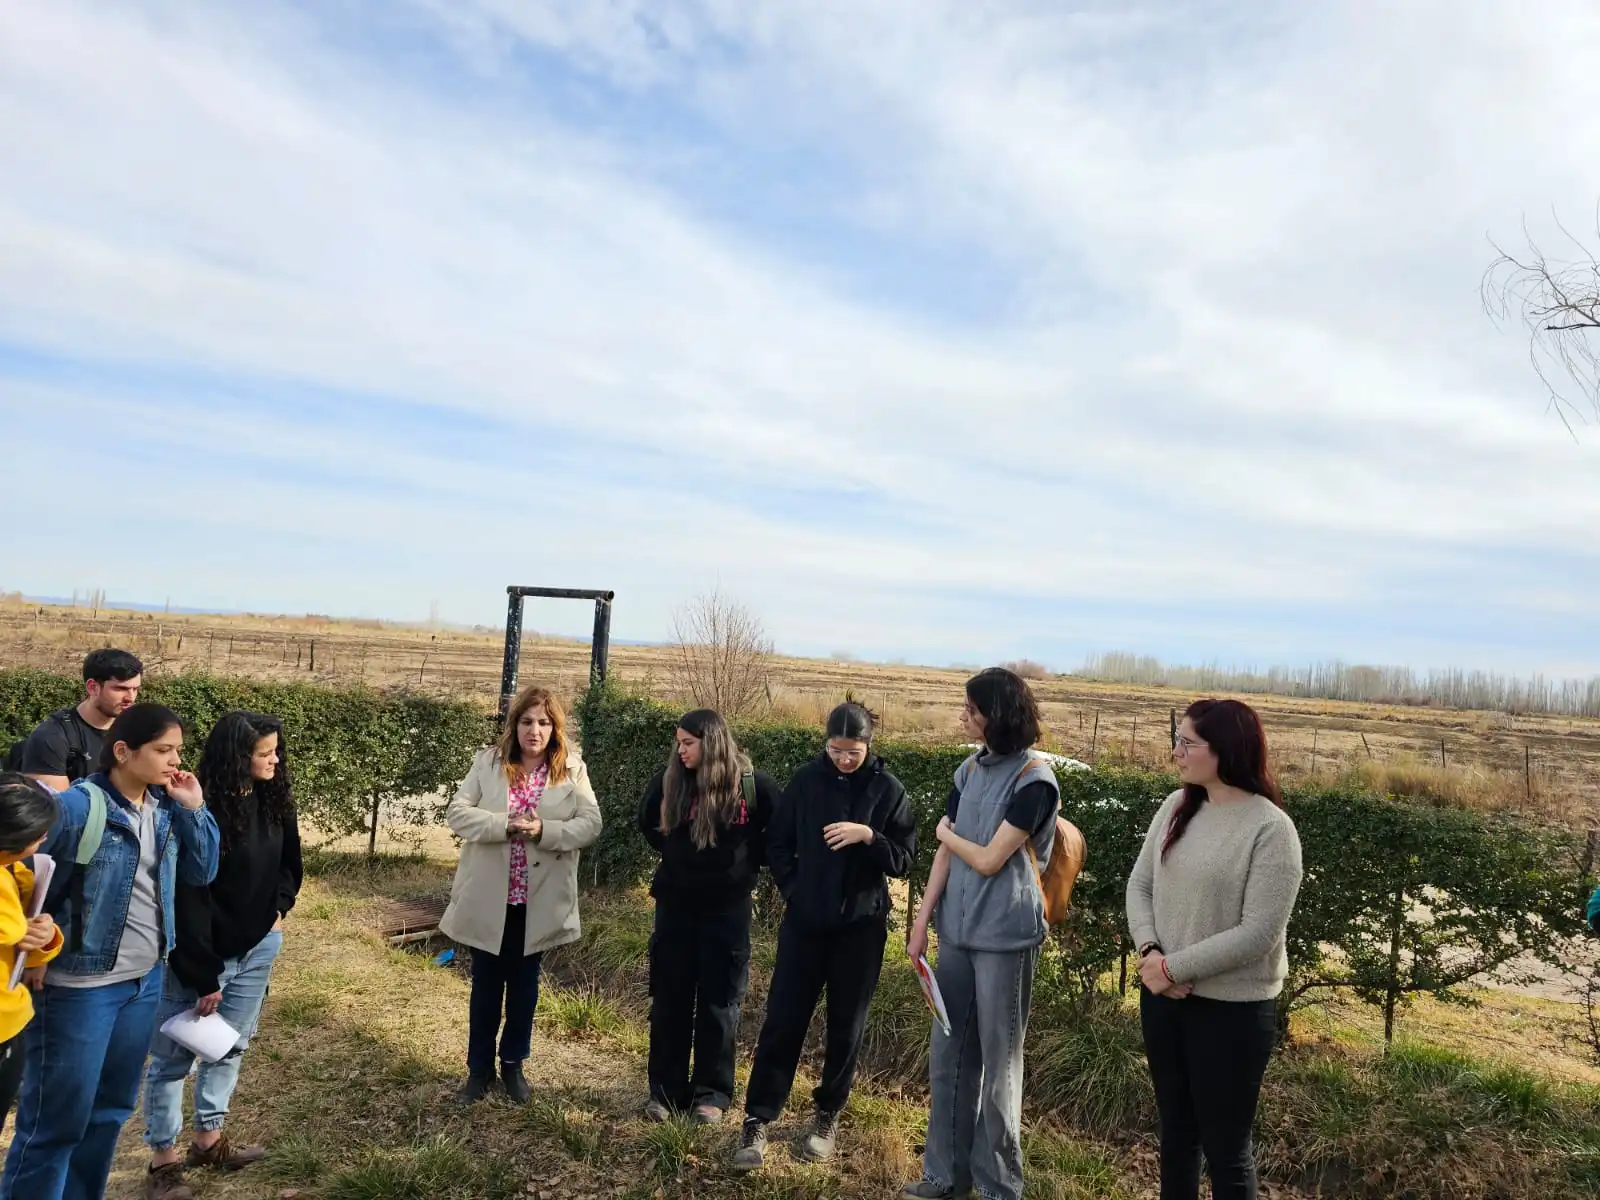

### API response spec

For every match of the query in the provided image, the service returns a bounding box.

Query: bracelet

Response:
[1160,957,1175,985]
[1138,942,1162,958]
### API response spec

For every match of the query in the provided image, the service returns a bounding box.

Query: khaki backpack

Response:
[1028,814,1087,925]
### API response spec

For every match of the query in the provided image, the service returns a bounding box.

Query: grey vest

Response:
[937,750,1060,952]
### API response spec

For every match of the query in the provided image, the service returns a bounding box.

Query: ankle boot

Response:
[501,1060,531,1104]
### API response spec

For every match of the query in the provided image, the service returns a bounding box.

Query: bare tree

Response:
[669,587,775,719]
[1483,211,1600,431]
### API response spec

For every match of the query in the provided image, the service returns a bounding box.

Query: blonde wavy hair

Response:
[661,708,750,850]
[496,685,570,785]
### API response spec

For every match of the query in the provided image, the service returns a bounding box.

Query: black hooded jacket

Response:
[767,754,916,932]
[638,767,780,909]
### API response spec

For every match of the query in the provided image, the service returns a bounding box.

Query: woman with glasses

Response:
[730,701,916,1171]
[1126,698,1303,1200]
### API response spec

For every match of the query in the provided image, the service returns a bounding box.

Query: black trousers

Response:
[745,914,887,1123]
[467,904,544,1072]
[647,895,752,1112]
[1140,987,1278,1200]
[0,1031,21,1128]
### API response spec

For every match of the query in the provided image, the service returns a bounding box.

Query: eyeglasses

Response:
[826,745,867,760]
[1173,736,1204,753]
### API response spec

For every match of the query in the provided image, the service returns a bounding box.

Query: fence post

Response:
[1130,715,1138,761]
[1169,708,1177,748]
[1312,729,1319,774]
[1090,710,1100,760]
[1439,739,1447,769]
[1361,732,1373,760]
[1525,745,1533,799]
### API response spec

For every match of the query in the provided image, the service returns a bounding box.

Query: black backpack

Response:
[3,709,93,782]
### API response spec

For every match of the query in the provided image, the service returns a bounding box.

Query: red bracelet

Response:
[1160,957,1175,984]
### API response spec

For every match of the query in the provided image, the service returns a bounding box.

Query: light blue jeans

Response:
[142,929,283,1150]
[922,943,1039,1200]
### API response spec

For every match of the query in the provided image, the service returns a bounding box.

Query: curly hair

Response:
[196,711,295,851]
[661,709,751,850]
[965,667,1043,756]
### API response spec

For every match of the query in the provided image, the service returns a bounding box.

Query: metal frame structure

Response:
[498,586,615,723]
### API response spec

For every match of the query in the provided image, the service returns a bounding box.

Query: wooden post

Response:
[1439,739,1447,769]
[310,640,317,672]
[1118,938,1129,995]
[1311,729,1319,774]
[1361,732,1373,761]
[1525,745,1532,799]
[1090,710,1100,760]
[1169,708,1177,748]
[1130,715,1138,761]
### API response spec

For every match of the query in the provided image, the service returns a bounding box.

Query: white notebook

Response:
[160,1009,241,1063]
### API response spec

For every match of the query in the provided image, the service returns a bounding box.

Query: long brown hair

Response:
[661,708,750,850]
[1163,698,1281,858]
[496,686,570,785]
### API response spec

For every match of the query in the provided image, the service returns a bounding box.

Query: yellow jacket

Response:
[1,861,64,1043]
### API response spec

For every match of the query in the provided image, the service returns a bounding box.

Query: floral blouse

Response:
[507,762,549,905]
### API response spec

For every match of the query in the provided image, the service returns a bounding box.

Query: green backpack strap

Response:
[74,779,109,867]
[740,771,756,815]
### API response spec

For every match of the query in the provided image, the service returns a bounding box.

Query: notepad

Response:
[160,1009,241,1063]
[8,853,55,991]
[912,954,952,1037]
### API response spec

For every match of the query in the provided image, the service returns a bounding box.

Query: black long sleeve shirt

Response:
[168,803,302,995]
[637,768,778,910]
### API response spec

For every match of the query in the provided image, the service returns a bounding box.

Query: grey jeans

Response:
[922,942,1039,1200]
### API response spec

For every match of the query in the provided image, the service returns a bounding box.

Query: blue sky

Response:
[2,0,1599,676]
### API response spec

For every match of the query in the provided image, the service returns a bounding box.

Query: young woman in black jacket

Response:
[731,702,916,1170]
[637,709,780,1126]
[140,712,302,1198]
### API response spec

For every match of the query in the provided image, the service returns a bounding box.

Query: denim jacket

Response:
[37,773,222,977]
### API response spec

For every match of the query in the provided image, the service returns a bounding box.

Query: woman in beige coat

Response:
[440,685,601,1104]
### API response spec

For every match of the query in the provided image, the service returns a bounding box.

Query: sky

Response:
[2,0,1599,676]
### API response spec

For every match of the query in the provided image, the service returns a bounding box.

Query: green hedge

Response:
[1,667,489,852]
[576,683,1594,1040]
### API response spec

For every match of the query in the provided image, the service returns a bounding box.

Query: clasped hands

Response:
[1138,949,1193,999]
[508,814,543,842]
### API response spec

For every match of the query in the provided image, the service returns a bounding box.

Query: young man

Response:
[16,650,143,792]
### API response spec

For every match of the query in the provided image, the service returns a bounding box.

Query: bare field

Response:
[4,600,1598,824]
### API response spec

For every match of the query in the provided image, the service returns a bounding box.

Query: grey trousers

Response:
[922,942,1039,1200]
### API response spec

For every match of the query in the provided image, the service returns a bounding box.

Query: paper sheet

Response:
[160,1009,241,1064]
[913,954,952,1037]
[8,853,54,991]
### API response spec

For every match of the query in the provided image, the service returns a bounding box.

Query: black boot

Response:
[501,1060,532,1105]
[458,1069,495,1104]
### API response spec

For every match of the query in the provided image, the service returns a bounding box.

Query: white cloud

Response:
[1,0,1597,672]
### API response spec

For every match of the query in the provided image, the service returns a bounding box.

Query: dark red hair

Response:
[1162,698,1282,857]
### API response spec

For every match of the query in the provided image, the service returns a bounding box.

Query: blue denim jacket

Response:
[38,773,222,977]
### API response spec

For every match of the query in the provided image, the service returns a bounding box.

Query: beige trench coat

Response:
[439,746,603,956]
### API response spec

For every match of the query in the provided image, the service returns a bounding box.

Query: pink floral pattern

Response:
[507,762,549,905]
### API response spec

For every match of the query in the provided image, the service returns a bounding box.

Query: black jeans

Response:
[745,914,887,1122]
[1140,988,1278,1200]
[467,904,544,1073]
[647,895,752,1112]
[0,1032,20,1128]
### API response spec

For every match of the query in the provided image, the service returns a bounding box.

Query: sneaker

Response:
[643,1098,672,1123]
[501,1060,532,1105]
[458,1069,496,1105]
[185,1134,266,1172]
[799,1107,840,1162]
[145,1163,195,1200]
[899,1181,956,1200]
[689,1103,724,1126]
[730,1117,768,1171]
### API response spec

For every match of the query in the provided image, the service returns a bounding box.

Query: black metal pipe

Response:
[498,591,526,725]
[506,586,616,602]
[590,597,613,685]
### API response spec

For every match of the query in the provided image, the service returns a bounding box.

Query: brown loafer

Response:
[145,1163,194,1200]
[186,1133,266,1171]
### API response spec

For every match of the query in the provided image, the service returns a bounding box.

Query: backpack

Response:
[4,709,93,783]
[740,771,756,814]
[1027,815,1088,925]
[57,779,110,952]
[1587,883,1600,935]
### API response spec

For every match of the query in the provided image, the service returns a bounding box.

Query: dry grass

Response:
[5,598,1600,823]
[1,851,1133,1200]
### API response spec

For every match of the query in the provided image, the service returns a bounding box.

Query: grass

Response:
[28,847,1593,1199]
[322,1135,519,1200]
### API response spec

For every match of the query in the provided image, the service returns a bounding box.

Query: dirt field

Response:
[4,599,1598,824]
